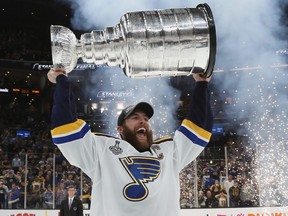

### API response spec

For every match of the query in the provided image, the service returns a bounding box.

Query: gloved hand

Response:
[47,69,67,84]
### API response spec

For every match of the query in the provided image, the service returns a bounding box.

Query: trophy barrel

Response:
[120,3,216,78]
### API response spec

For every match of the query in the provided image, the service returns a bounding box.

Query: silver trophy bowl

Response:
[51,3,216,78]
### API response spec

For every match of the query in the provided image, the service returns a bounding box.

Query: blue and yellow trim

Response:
[51,119,90,144]
[178,119,211,147]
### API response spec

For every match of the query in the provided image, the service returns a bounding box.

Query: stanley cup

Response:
[51,3,216,78]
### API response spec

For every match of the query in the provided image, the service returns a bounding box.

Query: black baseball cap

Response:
[117,102,154,126]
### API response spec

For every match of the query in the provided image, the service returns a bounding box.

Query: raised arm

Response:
[174,74,213,169]
[48,69,77,129]
[187,74,213,132]
[47,69,96,175]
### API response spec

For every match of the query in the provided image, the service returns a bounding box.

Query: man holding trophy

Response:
[48,3,216,216]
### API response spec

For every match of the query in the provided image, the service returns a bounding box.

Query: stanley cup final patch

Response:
[109,140,123,155]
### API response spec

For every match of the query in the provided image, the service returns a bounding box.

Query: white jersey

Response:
[50,75,213,216]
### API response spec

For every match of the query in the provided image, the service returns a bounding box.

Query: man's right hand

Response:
[47,69,67,84]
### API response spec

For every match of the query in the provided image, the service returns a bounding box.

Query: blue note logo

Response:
[120,156,161,201]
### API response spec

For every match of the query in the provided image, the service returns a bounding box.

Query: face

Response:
[118,110,153,152]
[68,187,75,198]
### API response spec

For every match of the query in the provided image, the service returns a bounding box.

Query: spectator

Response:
[81,184,91,209]
[209,180,223,198]
[215,190,227,207]
[218,161,226,177]
[205,190,218,208]
[198,190,207,208]
[219,173,226,187]
[228,160,239,179]
[43,184,54,209]
[15,171,23,186]
[202,163,215,176]
[0,181,8,209]
[56,181,67,209]
[201,170,212,189]
[8,183,20,209]
[28,171,45,208]
[211,170,220,182]
[224,174,234,195]
[1,155,11,171]
[64,174,75,189]
[43,170,53,189]
[4,170,19,189]
[229,180,241,207]
[60,185,83,216]
[18,149,26,163]
[203,173,215,190]
[240,178,258,207]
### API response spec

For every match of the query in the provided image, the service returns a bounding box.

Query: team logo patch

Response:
[109,140,123,155]
[120,156,161,201]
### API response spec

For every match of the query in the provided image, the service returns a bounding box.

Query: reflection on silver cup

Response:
[51,3,216,78]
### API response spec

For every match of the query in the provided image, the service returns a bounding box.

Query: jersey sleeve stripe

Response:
[51,119,90,144]
[51,119,86,136]
[177,119,212,147]
[182,119,211,141]
[178,126,208,147]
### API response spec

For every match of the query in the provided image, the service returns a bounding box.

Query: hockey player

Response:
[48,69,213,216]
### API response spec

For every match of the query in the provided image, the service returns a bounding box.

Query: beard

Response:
[121,125,153,152]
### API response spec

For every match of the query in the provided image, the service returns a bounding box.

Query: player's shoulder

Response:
[92,132,120,139]
[153,136,173,144]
